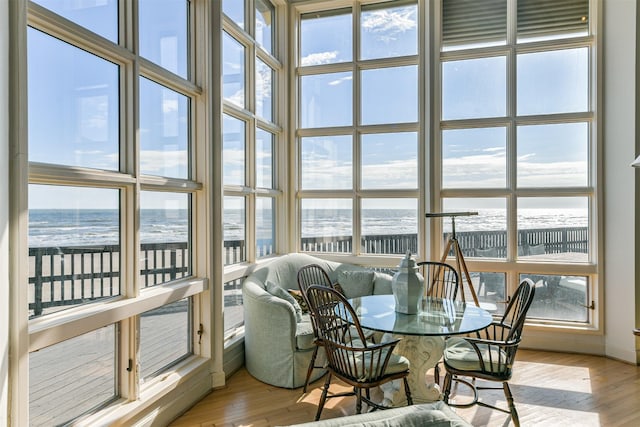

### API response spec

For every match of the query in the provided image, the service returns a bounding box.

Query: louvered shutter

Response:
[442,0,589,49]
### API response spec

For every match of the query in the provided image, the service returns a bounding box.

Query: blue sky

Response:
[27,1,589,215]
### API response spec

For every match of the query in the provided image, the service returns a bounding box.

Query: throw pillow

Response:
[287,289,310,313]
[265,281,303,322]
[335,270,375,299]
[332,282,345,296]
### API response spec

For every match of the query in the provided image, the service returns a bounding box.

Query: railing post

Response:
[34,250,43,316]
[170,250,177,280]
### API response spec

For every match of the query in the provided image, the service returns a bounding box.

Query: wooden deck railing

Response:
[29,242,189,317]
[28,226,587,317]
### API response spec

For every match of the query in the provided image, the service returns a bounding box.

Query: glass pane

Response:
[256,197,274,258]
[140,192,190,287]
[360,2,417,60]
[223,32,245,108]
[471,271,506,316]
[32,0,118,42]
[517,123,588,188]
[28,28,119,170]
[442,0,506,51]
[28,185,120,318]
[517,197,588,262]
[139,0,188,79]
[361,198,417,255]
[442,56,506,120]
[301,72,353,128]
[256,59,273,121]
[139,77,189,179]
[517,48,588,116]
[300,135,352,190]
[224,196,246,265]
[255,0,273,54]
[361,65,418,125]
[300,9,352,66]
[361,132,417,189]
[301,199,352,253]
[223,0,245,29]
[30,325,116,426]
[442,127,507,188]
[224,278,244,333]
[140,298,191,380]
[441,198,507,259]
[522,274,589,322]
[256,128,274,189]
[223,114,246,186]
[518,0,589,43]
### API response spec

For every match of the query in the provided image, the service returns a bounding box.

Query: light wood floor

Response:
[170,349,640,427]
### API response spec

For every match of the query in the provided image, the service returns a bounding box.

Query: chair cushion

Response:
[343,339,410,380]
[444,336,509,374]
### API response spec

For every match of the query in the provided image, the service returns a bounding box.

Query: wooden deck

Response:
[29,305,190,426]
[170,349,640,427]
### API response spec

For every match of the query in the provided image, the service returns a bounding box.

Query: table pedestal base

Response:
[379,334,445,406]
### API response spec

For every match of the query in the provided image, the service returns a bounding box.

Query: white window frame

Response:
[432,0,601,331]
[8,1,216,425]
[221,0,286,344]
[292,0,425,268]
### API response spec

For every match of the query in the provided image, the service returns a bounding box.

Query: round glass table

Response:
[349,294,493,405]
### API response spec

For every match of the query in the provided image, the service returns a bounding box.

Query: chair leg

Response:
[315,373,332,421]
[442,372,453,404]
[355,388,363,414]
[403,377,413,405]
[503,382,520,427]
[304,344,320,393]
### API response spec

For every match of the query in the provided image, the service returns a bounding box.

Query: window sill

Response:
[29,277,208,351]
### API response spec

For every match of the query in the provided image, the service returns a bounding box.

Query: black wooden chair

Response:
[418,260,460,301]
[417,260,460,384]
[442,278,536,427]
[296,264,335,392]
[305,285,413,420]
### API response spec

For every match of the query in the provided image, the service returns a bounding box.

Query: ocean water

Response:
[28,208,588,247]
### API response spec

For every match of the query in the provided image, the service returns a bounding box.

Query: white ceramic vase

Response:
[392,252,424,314]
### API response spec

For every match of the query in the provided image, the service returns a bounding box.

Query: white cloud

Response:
[301,51,339,66]
[162,98,178,114]
[362,7,416,38]
[328,75,352,86]
[140,149,188,173]
[362,158,418,188]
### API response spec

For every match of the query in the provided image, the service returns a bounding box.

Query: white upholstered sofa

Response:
[242,253,394,388]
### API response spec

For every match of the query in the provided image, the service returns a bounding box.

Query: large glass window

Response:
[222,0,281,337]
[140,298,191,380]
[297,1,420,256]
[29,325,117,426]
[140,192,190,287]
[25,1,203,424]
[27,28,119,170]
[439,0,594,324]
[28,185,121,318]
[139,0,189,79]
[32,0,118,42]
[300,10,352,66]
[139,78,189,179]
